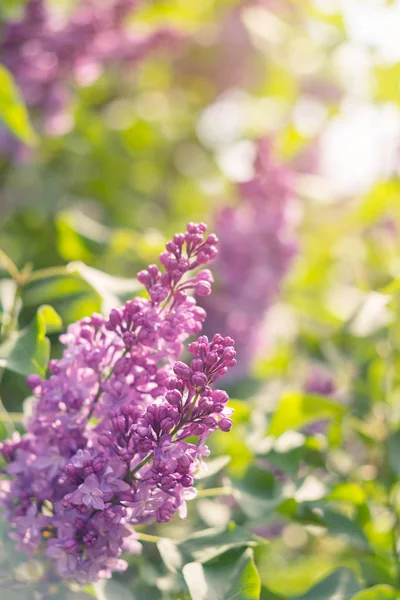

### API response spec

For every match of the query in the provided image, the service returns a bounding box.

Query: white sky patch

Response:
[339,0,400,64]
[196,90,250,149]
[319,102,400,197]
[216,140,256,181]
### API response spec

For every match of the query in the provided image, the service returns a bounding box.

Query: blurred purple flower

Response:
[0,0,181,153]
[200,137,298,380]
[303,366,337,436]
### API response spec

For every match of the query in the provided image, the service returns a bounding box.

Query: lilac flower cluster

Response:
[200,137,297,380]
[0,0,180,140]
[0,223,236,583]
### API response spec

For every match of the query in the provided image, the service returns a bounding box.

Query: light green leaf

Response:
[295,568,361,600]
[350,586,398,600]
[388,431,400,478]
[67,262,142,314]
[157,538,183,573]
[36,304,63,334]
[0,0,29,19]
[260,588,288,600]
[374,64,400,103]
[359,556,396,588]
[196,455,231,479]
[322,509,369,549]
[0,65,38,145]
[327,483,367,505]
[232,466,283,520]
[0,305,61,377]
[257,435,305,477]
[183,548,261,600]
[349,292,392,337]
[179,524,257,564]
[93,580,134,600]
[268,392,344,437]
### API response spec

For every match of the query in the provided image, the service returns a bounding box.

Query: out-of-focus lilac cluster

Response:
[303,366,337,436]
[0,223,236,583]
[304,367,336,398]
[0,0,180,141]
[201,138,297,380]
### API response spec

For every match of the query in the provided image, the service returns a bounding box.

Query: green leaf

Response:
[268,392,344,437]
[67,262,142,314]
[260,588,288,600]
[196,455,231,479]
[0,65,38,145]
[0,422,7,441]
[0,0,29,19]
[93,580,134,600]
[157,538,183,573]
[327,483,367,505]
[183,548,261,600]
[374,64,400,103]
[232,466,283,520]
[350,586,398,600]
[359,556,396,588]
[349,292,392,337]
[36,304,63,334]
[79,586,97,598]
[179,524,258,564]
[322,508,369,549]
[257,433,306,477]
[0,305,61,377]
[387,431,400,478]
[0,279,17,335]
[295,568,361,600]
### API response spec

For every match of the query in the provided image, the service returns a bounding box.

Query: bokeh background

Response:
[2,1,400,599]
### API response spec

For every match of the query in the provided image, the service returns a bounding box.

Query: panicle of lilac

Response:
[0,0,182,149]
[0,223,235,583]
[200,137,298,380]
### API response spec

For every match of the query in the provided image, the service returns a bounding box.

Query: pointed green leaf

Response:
[157,538,183,573]
[179,524,257,564]
[260,588,288,600]
[93,580,134,600]
[268,392,344,437]
[67,262,142,314]
[327,483,367,505]
[0,65,38,145]
[183,548,261,600]
[0,305,61,377]
[232,465,284,520]
[295,568,361,600]
[351,586,398,600]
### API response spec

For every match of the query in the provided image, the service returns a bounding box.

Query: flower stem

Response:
[137,532,161,544]
[130,452,153,477]
[129,393,203,481]
[87,348,129,421]
[195,486,233,498]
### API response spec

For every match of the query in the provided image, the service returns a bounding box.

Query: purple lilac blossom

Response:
[200,137,297,380]
[303,366,337,435]
[0,0,181,145]
[0,223,236,583]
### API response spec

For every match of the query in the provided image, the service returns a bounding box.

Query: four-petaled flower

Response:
[72,474,104,510]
